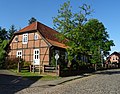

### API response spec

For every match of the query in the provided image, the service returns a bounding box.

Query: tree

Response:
[84,19,114,70]
[28,17,37,25]
[0,27,9,68]
[0,40,8,68]
[84,19,114,62]
[53,1,114,68]
[0,27,8,41]
[8,25,17,40]
[53,1,92,64]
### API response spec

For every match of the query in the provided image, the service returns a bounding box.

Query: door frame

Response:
[33,49,40,65]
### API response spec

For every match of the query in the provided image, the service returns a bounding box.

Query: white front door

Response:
[33,49,40,65]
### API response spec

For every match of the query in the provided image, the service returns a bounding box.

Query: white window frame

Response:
[22,33,28,44]
[16,50,22,58]
[34,33,38,40]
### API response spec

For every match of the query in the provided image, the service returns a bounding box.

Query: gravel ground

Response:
[39,69,120,94]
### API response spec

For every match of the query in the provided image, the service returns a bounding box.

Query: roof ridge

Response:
[14,21,67,48]
[37,21,60,34]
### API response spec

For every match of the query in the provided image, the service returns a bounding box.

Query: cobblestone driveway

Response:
[1,69,120,94]
[40,69,120,94]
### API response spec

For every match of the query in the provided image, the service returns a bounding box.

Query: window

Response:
[34,33,38,40]
[22,33,28,44]
[17,50,22,58]
[15,36,18,42]
[113,57,115,60]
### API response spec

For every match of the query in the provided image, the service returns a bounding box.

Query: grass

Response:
[9,69,61,81]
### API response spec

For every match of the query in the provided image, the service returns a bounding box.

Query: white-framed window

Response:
[34,33,38,40]
[15,36,18,42]
[16,50,22,58]
[22,33,28,44]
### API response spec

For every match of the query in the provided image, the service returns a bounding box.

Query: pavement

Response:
[0,69,92,86]
[0,69,94,94]
[29,74,90,87]
[1,69,120,94]
[39,69,120,94]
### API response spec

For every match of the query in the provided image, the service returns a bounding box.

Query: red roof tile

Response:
[15,21,67,49]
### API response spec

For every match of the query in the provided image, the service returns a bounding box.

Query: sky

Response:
[0,0,120,54]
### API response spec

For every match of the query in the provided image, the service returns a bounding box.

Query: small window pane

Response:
[37,55,38,59]
[37,51,39,54]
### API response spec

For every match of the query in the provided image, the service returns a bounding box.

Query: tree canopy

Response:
[53,1,114,65]
[0,27,8,42]
[28,17,37,25]
[8,25,17,40]
[0,27,9,68]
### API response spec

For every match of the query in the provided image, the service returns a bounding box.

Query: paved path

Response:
[40,69,120,94]
[0,70,83,94]
[1,69,120,94]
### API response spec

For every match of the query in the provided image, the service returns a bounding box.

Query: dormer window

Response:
[22,33,28,44]
[15,36,18,42]
[34,33,38,40]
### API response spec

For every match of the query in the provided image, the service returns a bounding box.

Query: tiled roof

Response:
[15,21,67,49]
[110,52,120,57]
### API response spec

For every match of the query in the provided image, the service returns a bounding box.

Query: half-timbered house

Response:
[7,21,67,72]
[105,52,120,68]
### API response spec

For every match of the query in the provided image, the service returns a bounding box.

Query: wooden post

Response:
[33,64,35,73]
[30,65,32,72]
[17,58,21,73]
[39,65,41,74]
[42,65,45,74]
[17,61,20,73]
[57,65,60,76]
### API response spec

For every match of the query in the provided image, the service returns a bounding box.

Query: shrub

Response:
[5,57,31,69]
[21,61,31,68]
[5,58,20,69]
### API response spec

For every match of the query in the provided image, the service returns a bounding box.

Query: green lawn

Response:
[10,69,61,81]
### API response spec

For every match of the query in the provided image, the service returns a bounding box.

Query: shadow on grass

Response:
[23,75,42,81]
[0,72,42,94]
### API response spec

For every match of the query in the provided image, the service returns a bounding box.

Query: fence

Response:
[43,65,60,76]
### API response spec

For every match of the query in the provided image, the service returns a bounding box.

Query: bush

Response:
[5,58,19,69]
[5,57,31,70]
[21,61,31,69]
